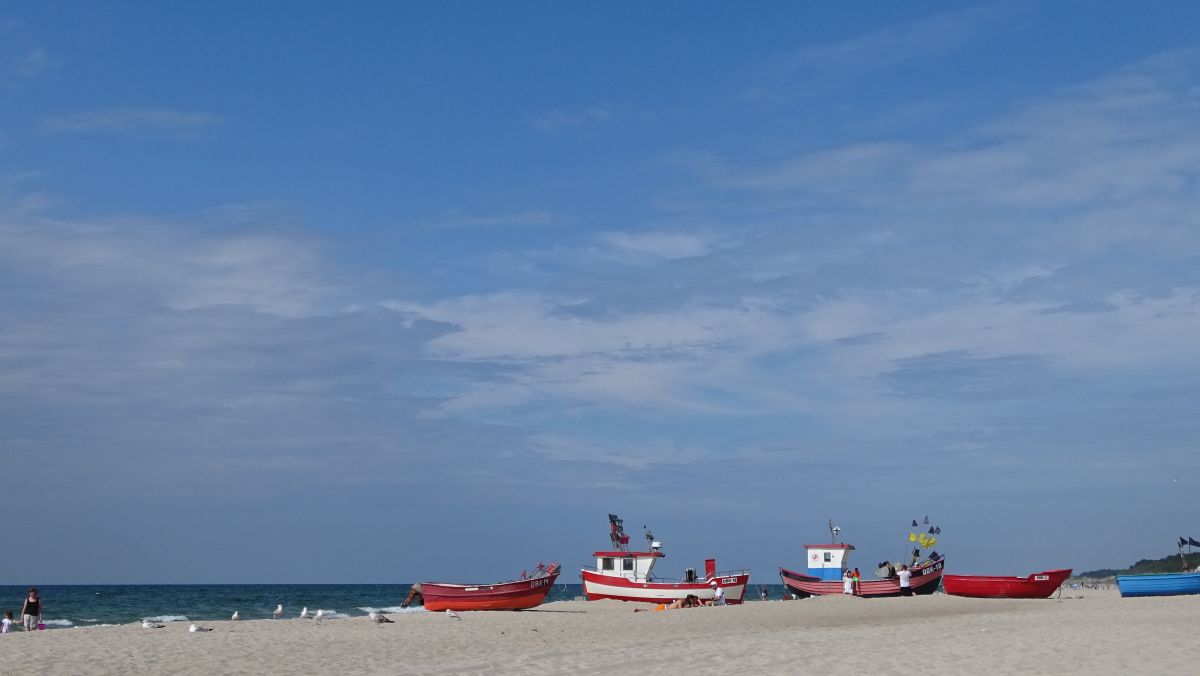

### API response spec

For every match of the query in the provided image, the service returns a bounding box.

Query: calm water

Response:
[0,583,789,628]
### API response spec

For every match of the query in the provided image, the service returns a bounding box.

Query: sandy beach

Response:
[0,588,1192,675]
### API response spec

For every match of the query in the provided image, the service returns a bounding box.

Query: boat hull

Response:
[943,568,1071,598]
[580,569,750,604]
[1116,571,1200,598]
[779,559,945,598]
[422,572,560,611]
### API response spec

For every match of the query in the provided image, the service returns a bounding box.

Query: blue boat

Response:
[1116,571,1200,597]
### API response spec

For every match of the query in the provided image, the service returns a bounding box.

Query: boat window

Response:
[824,552,832,562]
[602,557,615,570]
[622,558,634,571]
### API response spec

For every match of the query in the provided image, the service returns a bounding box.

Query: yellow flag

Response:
[918,533,929,547]
[927,537,936,547]
[908,532,917,542]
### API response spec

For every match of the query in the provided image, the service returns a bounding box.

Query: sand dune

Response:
[1,588,1193,675]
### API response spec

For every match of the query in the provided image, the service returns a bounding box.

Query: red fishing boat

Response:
[421,562,560,611]
[779,519,945,598]
[580,514,750,604]
[942,568,1071,598]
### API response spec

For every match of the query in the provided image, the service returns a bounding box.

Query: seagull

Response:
[445,609,461,620]
[369,611,393,625]
[299,607,310,619]
[142,620,165,629]
[188,623,213,633]
[273,604,284,619]
[231,611,239,621]
[314,609,326,622]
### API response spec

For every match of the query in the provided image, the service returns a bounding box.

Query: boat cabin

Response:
[804,543,855,581]
[593,541,664,582]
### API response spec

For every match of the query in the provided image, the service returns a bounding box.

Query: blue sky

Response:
[2,2,1199,583]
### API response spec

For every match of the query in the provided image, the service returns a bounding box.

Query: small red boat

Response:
[942,568,1071,599]
[421,562,560,611]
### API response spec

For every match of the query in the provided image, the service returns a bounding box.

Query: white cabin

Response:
[804,543,856,581]
[593,541,664,582]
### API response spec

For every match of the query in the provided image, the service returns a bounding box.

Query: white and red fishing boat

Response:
[779,519,945,598]
[422,562,561,611]
[580,514,750,605]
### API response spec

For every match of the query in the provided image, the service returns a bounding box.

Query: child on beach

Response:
[2,610,13,634]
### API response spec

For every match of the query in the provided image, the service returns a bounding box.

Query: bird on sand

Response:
[273,604,284,619]
[445,609,461,620]
[188,623,213,633]
[314,609,326,622]
[299,607,310,619]
[142,620,165,629]
[231,611,239,621]
[369,611,393,624]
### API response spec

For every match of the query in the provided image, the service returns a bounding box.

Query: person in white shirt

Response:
[842,570,854,595]
[897,565,913,596]
[709,581,726,605]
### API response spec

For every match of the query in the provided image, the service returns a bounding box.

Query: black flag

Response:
[934,526,941,535]
[923,515,929,524]
[1180,537,1188,548]
[912,520,918,527]
[928,526,935,534]
[913,548,921,557]
[1190,537,1200,548]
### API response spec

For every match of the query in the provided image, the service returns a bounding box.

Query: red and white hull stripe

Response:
[581,570,749,604]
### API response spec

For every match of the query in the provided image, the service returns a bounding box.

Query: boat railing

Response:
[582,566,749,582]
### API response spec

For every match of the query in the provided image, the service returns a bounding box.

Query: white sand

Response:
[1,588,1194,675]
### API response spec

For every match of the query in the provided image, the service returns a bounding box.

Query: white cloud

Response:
[531,104,624,131]
[38,108,219,134]
[416,210,557,230]
[599,230,716,260]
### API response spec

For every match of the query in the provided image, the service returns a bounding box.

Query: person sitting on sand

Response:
[709,580,726,606]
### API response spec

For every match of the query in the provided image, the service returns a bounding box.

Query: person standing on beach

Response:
[842,570,854,594]
[20,588,42,631]
[897,566,912,597]
[852,568,861,595]
[2,610,14,633]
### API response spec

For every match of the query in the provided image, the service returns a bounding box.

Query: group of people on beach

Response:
[2,588,42,634]
[842,565,914,596]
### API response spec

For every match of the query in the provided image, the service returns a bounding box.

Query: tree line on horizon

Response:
[1078,551,1197,578]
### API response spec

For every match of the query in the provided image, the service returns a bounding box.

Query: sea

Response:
[0,583,790,629]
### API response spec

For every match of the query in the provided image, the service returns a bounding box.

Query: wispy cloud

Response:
[416,209,558,230]
[530,103,637,132]
[38,108,219,134]
[746,6,1010,96]
[1,19,57,82]
[599,230,718,261]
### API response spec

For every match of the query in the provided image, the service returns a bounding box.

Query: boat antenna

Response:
[827,519,840,544]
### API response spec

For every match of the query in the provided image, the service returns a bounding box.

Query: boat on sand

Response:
[580,514,750,604]
[421,562,560,611]
[943,568,1071,598]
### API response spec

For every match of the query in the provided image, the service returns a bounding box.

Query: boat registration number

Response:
[721,577,738,584]
[1034,575,1049,581]
[530,578,551,588]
